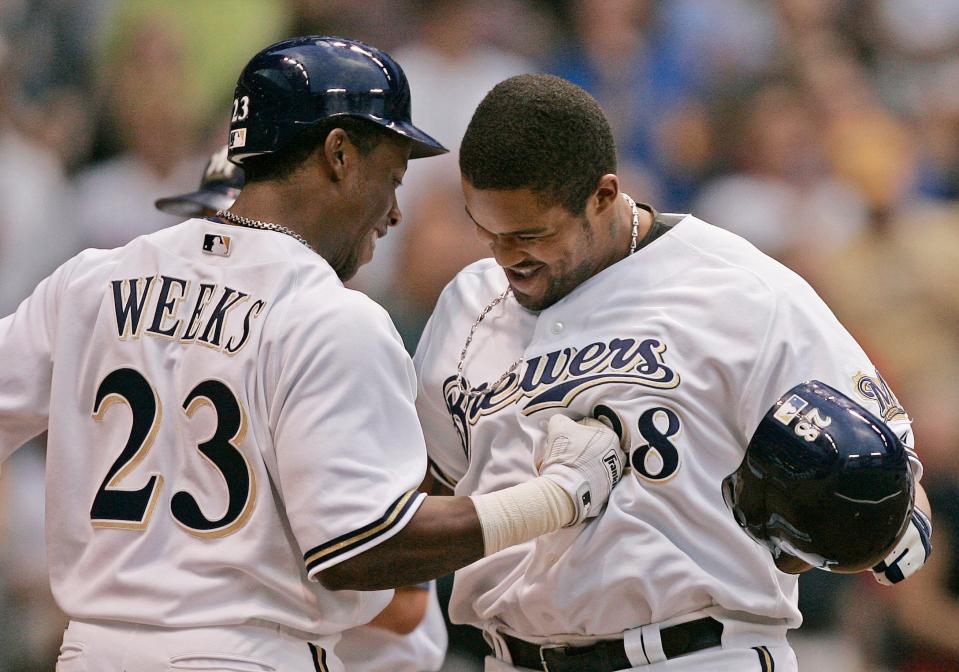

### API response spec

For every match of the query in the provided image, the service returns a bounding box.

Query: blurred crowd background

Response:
[1,0,957,670]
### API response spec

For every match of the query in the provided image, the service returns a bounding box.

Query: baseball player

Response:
[413,74,932,672]
[0,41,625,672]
[155,143,448,672]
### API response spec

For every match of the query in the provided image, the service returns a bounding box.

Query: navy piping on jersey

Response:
[303,490,425,572]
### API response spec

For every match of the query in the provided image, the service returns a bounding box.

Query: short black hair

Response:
[459,74,616,215]
[243,116,388,183]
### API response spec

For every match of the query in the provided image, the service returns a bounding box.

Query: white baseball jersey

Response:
[414,214,918,642]
[0,218,427,638]
[335,584,448,672]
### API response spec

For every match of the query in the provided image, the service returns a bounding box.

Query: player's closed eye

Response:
[514,230,552,242]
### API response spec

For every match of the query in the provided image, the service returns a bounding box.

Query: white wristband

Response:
[470,476,575,556]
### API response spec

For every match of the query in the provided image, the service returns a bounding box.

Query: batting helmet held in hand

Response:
[722,380,914,573]
[227,36,447,164]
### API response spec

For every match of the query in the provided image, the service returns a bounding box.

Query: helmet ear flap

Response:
[723,380,914,572]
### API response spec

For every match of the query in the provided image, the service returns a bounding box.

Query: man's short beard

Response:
[512,254,598,311]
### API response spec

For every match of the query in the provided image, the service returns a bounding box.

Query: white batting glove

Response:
[872,508,932,586]
[534,415,624,525]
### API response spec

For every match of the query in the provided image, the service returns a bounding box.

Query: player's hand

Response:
[872,508,932,586]
[535,415,624,525]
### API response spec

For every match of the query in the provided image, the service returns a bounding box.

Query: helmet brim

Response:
[155,187,241,218]
[385,120,449,159]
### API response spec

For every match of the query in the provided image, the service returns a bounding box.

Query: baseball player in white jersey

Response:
[154,144,448,672]
[413,75,932,672]
[0,42,626,672]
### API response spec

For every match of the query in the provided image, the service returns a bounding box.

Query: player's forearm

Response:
[319,473,579,590]
[319,417,620,591]
[318,495,484,591]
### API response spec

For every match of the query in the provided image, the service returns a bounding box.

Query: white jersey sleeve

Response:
[0,254,76,461]
[269,290,428,578]
[736,267,920,476]
[413,290,470,491]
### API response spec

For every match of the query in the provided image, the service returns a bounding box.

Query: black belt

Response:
[502,616,724,672]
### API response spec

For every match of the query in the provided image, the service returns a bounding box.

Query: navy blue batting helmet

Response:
[722,380,914,572]
[227,36,447,164]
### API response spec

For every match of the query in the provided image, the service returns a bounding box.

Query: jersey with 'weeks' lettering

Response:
[0,218,426,636]
[414,213,919,643]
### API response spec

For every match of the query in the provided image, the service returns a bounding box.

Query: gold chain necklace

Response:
[216,209,315,252]
[455,193,641,397]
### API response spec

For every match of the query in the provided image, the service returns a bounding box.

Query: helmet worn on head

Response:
[722,380,914,573]
[155,145,244,217]
[227,36,447,164]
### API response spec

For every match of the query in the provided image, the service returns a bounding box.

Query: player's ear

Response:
[323,128,353,183]
[590,174,619,217]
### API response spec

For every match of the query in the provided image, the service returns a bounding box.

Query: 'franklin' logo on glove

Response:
[603,449,621,486]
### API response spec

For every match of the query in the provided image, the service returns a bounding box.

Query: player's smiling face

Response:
[463,181,622,311]
[334,134,410,281]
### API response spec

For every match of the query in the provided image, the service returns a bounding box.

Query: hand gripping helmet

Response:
[227,36,447,164]
[722,380,914,572]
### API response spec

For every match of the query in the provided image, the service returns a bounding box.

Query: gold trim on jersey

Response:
[303,490,424,572]
[429,459,459,490]
[92,474,166,531]
[145,277,192,340]
[753,645,775,671]
[308,643,328,672]
[111,275,158,340]
[521,372,681,416]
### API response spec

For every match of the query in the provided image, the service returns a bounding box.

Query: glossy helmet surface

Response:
[227,36,447,164]
[723,380,914,572]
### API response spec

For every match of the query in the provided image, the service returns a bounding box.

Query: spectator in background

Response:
[811,199,959,411]
[858,0,959,203]
[869,0,959,117]
[810,199,959,670]
[388,172,490,348]
[549,0,681,206]
[391,0,535,150]
[71,13,204,249]
[286,0,413,52]
[0,13,92,670]
[877,371,959,671]
[351,0,535,346]
[0,36,82,315]
[692,80,868,272]
[912,80,959,202]
[0,436,64,672]
[96,0,290,141]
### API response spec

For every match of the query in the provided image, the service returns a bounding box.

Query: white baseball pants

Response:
[55,619,342,672]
